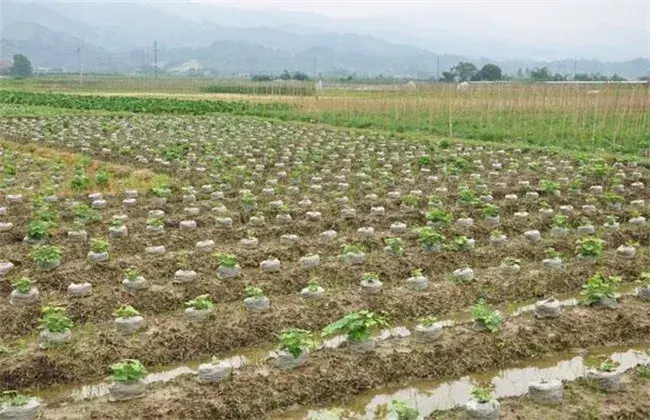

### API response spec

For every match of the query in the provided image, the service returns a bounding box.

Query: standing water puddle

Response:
[278,343,650,419]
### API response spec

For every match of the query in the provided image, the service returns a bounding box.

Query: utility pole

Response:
[154,40,158,79]
[313,56,317,79]
[436,54,440,80]
[573,58,577,79]
[77,46,83,86]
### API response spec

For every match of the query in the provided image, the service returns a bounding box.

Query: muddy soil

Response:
[36,297,650,419]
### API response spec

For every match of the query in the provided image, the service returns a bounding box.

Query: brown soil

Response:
[38,297,650,419]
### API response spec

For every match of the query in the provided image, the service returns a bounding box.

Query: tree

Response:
[474,64,502,81]
[530,66,551,81]
[9,54,33,78]
[440,70,456,83]
[279,69,291,80]
[452,62,478,82]
[291,71,310,81]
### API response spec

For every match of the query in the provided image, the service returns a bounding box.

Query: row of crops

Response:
[201,83,316,96]
[1,114,650,419]
[0,90,293,116]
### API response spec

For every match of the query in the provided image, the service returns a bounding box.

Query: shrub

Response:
[26,219,52,240]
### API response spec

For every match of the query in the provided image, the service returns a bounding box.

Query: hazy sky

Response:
[195,0,649,50]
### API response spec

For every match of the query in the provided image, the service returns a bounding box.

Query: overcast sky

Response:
[194,0,649,52]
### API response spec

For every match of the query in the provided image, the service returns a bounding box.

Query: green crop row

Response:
[201,83,316,96]
[0,91,293,116]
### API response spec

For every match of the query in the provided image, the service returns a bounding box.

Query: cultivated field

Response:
[1,77,648,154]
[1,79,650,419]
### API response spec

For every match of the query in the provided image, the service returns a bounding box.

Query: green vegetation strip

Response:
[0,91,292,116]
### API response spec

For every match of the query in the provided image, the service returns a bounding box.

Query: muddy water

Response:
[279,343,650,420]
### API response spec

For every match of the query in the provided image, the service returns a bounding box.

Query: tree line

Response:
[441,61,627,83]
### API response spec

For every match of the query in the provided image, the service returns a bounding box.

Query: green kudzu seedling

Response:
[72,204,101,224]
[418,315,438,327]
[580,273,621,305]
[31,244,61,265]
[539,179,560,195]
[341,243,364,254]
[11,277,32,294]
[470,299,503,333]
[113,305,140,318]
[185,295,214,310]
[450,235,472,251]
[90,238,109,253]
[426,207,453,224]
[215,253,237,268]
[638,272,650,287]
[544,247,562,259]
[458,188,479,205]
[482,204,500,218]
[411,268,424,278]
[151,186,171,198]
[110,359,147,383]
[147,217,164,228]
[384,237,405,256]
[501,257,521,266]
[401,194,420,207]
[94,170,110,186]
[322,310,389,342]
[245,286,265,299]
[277,328,317,358]
[1,391,30,406]
[40,306,73,333]
[576,237,605,258]
[362,272,380,283]
[553,214,569,228]
[26,219,52,240]
[306,278,321,292]
[109,218,124,228]
[598,358,621,372]
[471,386,494,403]
[124,268,139,281]
[390,399,419,420]
[415,227,445,251]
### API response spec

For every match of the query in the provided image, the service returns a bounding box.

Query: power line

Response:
[77,46,83,86]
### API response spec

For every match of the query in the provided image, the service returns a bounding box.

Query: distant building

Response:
[0,59,13,72]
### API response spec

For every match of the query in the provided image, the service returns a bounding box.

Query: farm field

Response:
[1,77,649,155]
[1,90,650,419]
